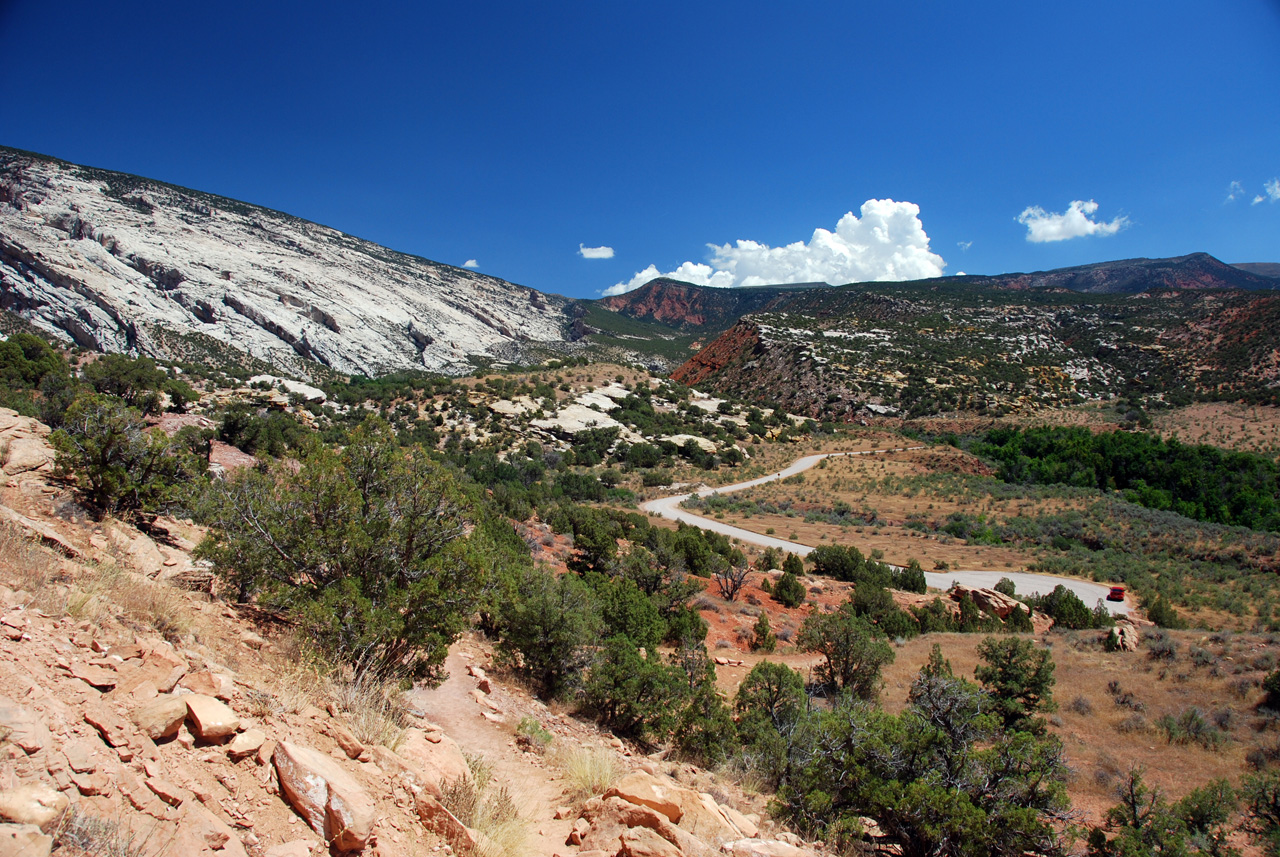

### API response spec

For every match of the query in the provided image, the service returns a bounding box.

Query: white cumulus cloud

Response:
[578,244,615,259]
[1016,200,1129,243]
[462,259,479,269]
[957,240,973,251]
[1226,181,1245,202]
[1253,178,1280,205]
[604,199,946,297]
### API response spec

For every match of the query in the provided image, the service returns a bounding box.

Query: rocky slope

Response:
[0,147,576,379]
[671,285,1280,420]
[599,255,1278,333]
[595,279,818,331]
[0,409,824,857]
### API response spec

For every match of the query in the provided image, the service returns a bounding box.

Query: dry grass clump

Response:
[0,520,71,613]
[48,806,161,857]
[559,745,621,800]
[440,753,527,857]
[325,657,411,750]
[100,568,193,642]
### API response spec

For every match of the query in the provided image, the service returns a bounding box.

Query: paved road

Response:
[639,447,1131,614]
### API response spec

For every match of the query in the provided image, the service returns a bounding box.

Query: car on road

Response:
[1107,586,1126,602]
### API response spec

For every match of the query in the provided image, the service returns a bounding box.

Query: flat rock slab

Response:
[0,784,68,830]
[184,694,239,741]
[273,741,376,852]
[132,695,188,741]
[69,661,118,690]
[0,696,50,754]
[0,823,52,857]
[83,700,133,748]
[226,728,267,761]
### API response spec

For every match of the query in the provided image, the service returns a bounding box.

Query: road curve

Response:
[639,447,1131,614]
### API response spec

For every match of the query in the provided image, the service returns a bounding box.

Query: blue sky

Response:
[3,1,1278,298]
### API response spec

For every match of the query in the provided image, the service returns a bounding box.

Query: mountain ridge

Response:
[594,252,1278,334]
[0,146,577,378]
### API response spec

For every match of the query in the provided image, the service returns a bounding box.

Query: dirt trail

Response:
[410,642,576,855]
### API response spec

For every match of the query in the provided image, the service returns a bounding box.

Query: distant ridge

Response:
[1234,262,1280,279]
[593,252,1277,333]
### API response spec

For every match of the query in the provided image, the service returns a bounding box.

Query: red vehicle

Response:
[1107,586,1126,602]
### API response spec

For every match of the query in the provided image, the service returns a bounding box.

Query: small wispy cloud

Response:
[1252,178,1280,205]
[957,240,973,251]
[578,244,615,259]
[1226,181,1245,202]
[1016,199,1128,243]
[462,259,479,269]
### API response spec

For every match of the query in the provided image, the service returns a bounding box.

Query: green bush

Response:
[51,393,198,517]
[196,418,499,682]
[975,636,1057,735]
[750,612,777,653]
[797,605,894,699]
[773,571,807,608]
[496,566,602,698]
[779,665,1068,856]
[582,636,683,747]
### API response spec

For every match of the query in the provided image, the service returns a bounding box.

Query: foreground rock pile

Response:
[558,771,818,857]
[0,587,492,856]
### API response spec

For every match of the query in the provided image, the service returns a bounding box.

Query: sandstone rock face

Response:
[0,436,54,476]
[264,842,321,857]
[171,801,249,857]
[0,823,52,857]
[415,792,481,852]
[605,772,686,823]
[0,696,50,754]
[184,694,240,741]
[0,150,573,379]
[619,826,685,857]
[393,727,470,793]
[1111,622,1141,652]
[578,796,716,857]
[226,728,267,760]
[602,771,750,846]
[179,669,235,701]
[273,741,376,852]
[949,585,1028,620]
[133,694,189,741]
[0,784,68,830]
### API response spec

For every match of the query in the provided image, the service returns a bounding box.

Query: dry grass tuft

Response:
[558,746,621,800]
[440,753,527,857]
[326,658,411,750]
[0,520,71,613]
[49,806,163,857]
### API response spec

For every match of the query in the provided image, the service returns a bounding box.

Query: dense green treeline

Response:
[976,426,1280,532]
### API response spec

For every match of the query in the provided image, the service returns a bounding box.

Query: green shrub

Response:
[51,393,198,517]
[196,418,498,682]
[516,717,554,752]
[773,571,806,608]
[750,612,777,653]
[582,636,683,747]
[797,606,894,699]
[496,567,602,698]
[975,636,1057,735]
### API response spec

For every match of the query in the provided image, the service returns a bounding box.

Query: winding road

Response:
[639,447,1131,614]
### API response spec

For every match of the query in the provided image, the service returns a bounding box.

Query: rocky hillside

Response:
[0,409,829,857]
[595,279,820,331]
[0,147,576,379]
[671,285,1280,420]
[598,255,1277,334]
